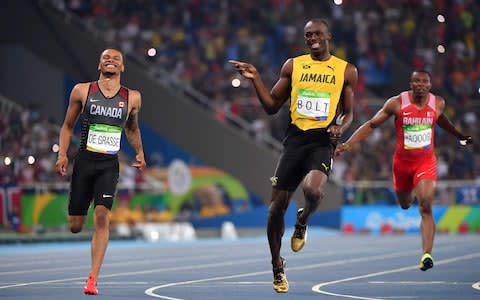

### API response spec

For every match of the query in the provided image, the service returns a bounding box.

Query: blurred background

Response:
[0,0,478,243]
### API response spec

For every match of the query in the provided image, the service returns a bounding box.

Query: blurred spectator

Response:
[11,1,480,187]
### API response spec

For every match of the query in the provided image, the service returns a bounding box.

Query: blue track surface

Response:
[1,229,479,300]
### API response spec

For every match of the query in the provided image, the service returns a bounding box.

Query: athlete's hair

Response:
[99,47,124,61]
[103,47,123,55]
[306,18,330,31]
[412,69,431,80]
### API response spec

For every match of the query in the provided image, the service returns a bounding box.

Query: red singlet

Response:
[392,91,438,192]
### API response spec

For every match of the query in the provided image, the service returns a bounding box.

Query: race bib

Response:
[404,124,432,149]
[86,124,122,154]
[296,90,331,120]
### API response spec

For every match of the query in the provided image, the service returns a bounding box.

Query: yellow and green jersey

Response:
[290,54,348,130]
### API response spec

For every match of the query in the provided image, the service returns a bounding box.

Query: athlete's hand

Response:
[132,153,146,170]
[334,143,350,156]
[459,135,473,146]
[327,125,343,142]
[55,155,69,176]
[228,60,258,80]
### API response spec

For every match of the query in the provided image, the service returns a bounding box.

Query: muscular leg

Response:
[267,189,291,269]
[298,170,327,225]
[415,179,436,254]
[396,191,414,210]
[69,215,86,233]
[90,205,110,278]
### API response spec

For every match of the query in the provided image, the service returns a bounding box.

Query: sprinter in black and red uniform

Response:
[55,48,145,295]
[336,70,472,271]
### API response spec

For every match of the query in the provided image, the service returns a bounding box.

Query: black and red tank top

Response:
[79,82,129,155]
[394,91,437,161]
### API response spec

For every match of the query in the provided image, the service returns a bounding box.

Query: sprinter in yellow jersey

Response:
[230,18,358,293]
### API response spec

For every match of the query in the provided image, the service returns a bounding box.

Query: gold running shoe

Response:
[291,208,307,252]
[419,253,434,271]
[272,257,288,293]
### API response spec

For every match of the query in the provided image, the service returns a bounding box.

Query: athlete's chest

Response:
[399,106,436,127]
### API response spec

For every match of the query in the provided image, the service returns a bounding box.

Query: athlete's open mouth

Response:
[311,42,320,50]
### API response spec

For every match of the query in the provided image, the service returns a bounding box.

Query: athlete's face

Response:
[410,72,431,97]
[98,49,124,75]
[304,21,331,57]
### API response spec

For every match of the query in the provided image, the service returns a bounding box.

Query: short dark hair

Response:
[307,18,330,30]
[412,69,431,79]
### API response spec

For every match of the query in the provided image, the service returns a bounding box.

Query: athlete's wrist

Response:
[341,142,351,150]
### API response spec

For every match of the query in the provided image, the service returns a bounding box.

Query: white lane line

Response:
[311,252,480,300]
[2,248,364,290]
[0,247,380,289]
[369,281,468,285]
[0,257,263,290]
[0,276,87,290]
[2,281,151,287]
[144,248,426,299]
[0,245,392,276]
[380,297,418,299]
[0,253,229,275]
[145,270,271,300]
[376,296,420,299]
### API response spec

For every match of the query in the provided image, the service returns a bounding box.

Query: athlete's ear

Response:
[121,64,125,72]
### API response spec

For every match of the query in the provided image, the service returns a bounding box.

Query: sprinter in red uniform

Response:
[335,70,472,271]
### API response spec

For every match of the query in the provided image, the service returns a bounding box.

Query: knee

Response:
[396,193,413,210]
[418,200,432,215]
[69,217,84,233]
[94,210,110,228]
[268,200,287,219]
[303,187,324,205]
[70,224,83,234]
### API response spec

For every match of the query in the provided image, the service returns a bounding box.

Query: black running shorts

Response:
[271,142,334,192]
[68,151,119,216]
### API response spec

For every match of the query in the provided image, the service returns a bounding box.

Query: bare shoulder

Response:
[345,62,358,74]
[386,94,401,105]
[70,82,90,102]
[435,94,446,112]
[383,94,401,114]
[344,62,358,84]
[73,82,90,89]
[280,58,294,76]
[435,94,446,105]
[128,88,142,109]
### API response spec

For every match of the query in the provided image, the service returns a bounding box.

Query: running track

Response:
[0,229,479,300]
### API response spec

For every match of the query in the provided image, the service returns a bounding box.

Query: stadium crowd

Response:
[4,0,479,186]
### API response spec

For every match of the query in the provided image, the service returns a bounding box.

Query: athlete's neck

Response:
[98,74,121,94]
[310,51,331,61]
[411,92,428,106]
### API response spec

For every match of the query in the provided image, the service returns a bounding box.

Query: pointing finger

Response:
[228,60,242,66]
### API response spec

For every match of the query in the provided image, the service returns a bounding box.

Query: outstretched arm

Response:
[229,59,292,114]
[125,90,146,170]
[435,96,473,144]
[335,96,399,155]
[437,114,472,144]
